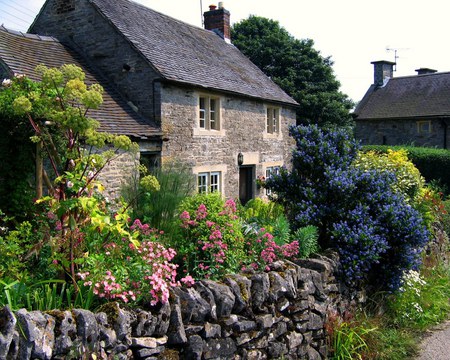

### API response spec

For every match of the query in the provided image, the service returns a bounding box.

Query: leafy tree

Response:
[231,16,354,128]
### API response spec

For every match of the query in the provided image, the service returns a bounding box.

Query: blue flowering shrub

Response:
[266,125,430,290]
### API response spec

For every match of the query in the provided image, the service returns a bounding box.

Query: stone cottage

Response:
[28,0,299,204]
[354,60,450,149]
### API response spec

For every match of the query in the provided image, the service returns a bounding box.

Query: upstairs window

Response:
[266,107,280,134]
[199,96,220,130]
[198,171,221,194]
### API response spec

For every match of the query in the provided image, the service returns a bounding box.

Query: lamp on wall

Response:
[237,152,244,166]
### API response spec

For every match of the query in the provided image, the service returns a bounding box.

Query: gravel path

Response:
[416,320,450,360]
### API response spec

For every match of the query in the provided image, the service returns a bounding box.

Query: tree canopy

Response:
[231,16,354,128]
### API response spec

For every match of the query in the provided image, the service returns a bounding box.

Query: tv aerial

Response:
[386,47,410,72]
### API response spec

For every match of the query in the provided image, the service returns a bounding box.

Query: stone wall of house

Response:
[97,149,139,201]
[30,0,162,122]
[160,84,297,199]
[0,252,357,360]
[355,118,448,148]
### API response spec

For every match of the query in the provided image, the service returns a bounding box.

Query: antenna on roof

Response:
[200,0,204,26]
[386,47,410,72]
[386,47,399,71]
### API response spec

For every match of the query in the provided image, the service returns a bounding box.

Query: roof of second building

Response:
[354,72,450,120]
[90,0,298,106]
[0,26,161,138]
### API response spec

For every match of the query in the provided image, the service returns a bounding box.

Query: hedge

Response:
[362,145,450,193]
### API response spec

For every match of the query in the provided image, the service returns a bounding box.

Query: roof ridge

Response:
[0,25,58,42]
[390,71,450,81]
[113,0,205,31]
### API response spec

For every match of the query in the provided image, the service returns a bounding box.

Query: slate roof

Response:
[0,26,161,138]
[89,0,298,106]
[354,72,450,120]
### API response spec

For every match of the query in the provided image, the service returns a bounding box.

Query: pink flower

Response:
[181,275,195,287]
[196,204,208,220]
[180,211,190,220]
[209,229,222,240]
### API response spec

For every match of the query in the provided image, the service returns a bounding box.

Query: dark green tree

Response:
[231,16,354,128]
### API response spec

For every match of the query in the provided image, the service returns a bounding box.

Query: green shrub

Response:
[0,221,38,281]
[354,149,424,201]
[362,145,450,194]
[177,193,245,279]
[292,225,320,258]
[266,125,430,290]
[241,198,285,225]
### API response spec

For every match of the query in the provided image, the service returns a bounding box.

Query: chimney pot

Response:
[204,3,231,42]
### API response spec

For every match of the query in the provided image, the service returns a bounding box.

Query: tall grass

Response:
[124,160,195,239]
[0,279,95,311]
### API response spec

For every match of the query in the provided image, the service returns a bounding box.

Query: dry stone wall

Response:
[0,252,356,360]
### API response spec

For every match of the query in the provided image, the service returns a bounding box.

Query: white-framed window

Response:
[265,166,280,195]
[199,96,220,130]
[417,120,432,134]
[197,171,221,193]
[266,107,280,134]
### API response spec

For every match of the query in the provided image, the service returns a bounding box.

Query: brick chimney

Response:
[415,67,437,75]
[204,3,231,42]
[371,60,395,87]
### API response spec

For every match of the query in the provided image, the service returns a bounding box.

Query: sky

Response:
[0,0,449,102]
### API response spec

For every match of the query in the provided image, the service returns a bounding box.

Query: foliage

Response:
[0,79,38,220]
[362,145,450,195]
[292,225,320,258]
[240,198,285,227]
[357,147,447,231]
[0,221,36,280]
[124,160,195,239]
[231,16,354,128]
[354,149,424,201]
[242,227,300,272]
[386,267,450,330]
[326,311,375,360]
[0,67,191,307]
[0,279,94,311]
[266,125,430,290]
[441,199,450,236]
[177,193,245,279]
[350,263,450,359]
[78,218,192,305]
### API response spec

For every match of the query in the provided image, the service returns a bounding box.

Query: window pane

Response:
[199,98,206,128]
[198,173,207,193]
[273,109,278,133]
[267,108,272,133]
[210,172,219,192]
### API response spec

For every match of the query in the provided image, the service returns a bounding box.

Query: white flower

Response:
[67,181,74,188]
[14,73,25,79]
[2,79,11,87]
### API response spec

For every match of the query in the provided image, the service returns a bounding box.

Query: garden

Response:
[1,66,450,359]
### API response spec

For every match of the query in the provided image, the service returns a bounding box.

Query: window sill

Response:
[193,128,226,137]
[263,132,283,140]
